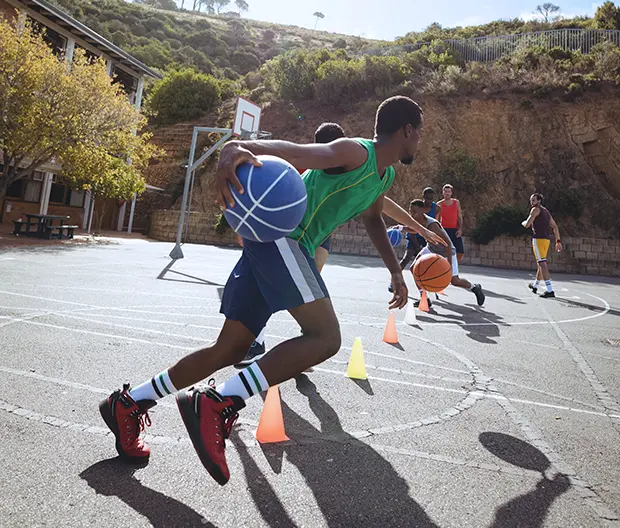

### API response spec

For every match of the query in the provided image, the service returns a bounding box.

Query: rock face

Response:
[146,90,620,239]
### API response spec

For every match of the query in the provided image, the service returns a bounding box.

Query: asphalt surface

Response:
[1,238,619,528]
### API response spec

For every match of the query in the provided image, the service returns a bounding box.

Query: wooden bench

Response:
[44,224,79,240]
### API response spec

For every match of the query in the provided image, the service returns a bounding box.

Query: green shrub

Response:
[591,41,620,80]
[217,78,240,100]
[230,51,261,75]
[214,213,230,234]
[471,206,528,244]
[147,69,221,125]
[315,59,361,105]
[436,149,482,194]
[545,188,583,219]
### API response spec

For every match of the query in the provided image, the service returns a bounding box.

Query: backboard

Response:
[232,96,261,137]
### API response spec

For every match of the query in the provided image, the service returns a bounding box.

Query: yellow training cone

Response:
[346,337,367,380]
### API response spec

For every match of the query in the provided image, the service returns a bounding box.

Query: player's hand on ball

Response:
[422,228,447,247]
[389,272,408,310]
[216,142,263,208]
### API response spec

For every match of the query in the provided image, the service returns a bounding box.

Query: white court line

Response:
[13,319,195,351]
[50,313,214,343]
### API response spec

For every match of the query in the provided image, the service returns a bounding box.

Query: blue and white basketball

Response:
[387,228,403,247]
[223,155,307,243]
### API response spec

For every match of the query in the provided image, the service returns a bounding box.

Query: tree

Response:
[535,3,561,23]
[0,19,157,203]
[594,1,620,29]
[234,0,249,14]
[313,11,325,29]
[214,0,230,13]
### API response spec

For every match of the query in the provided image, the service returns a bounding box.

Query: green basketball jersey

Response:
[288,138,395,257]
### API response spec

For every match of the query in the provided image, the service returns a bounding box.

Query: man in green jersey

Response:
[98,96,442,485]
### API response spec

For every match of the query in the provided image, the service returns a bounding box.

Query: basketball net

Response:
[239,130,272,141]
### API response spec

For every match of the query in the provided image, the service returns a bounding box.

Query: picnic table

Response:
[12,214,78,240]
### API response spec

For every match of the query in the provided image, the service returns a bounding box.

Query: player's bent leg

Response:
[259,297,341,382]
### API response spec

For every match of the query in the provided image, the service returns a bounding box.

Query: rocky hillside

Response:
[49,0,377,77]
[146,90,620,239]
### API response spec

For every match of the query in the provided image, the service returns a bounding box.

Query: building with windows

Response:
[0,0,161,231]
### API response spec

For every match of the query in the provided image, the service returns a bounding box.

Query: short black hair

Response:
[410,199,425,209]
[375,96,423,136]
[315,122,345,144]
[423,187,435,196]
[532,193,544,202]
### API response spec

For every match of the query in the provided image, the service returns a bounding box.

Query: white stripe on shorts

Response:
[274,238,315,303]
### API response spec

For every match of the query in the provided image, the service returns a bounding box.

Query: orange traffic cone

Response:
[418,291,430,312]
[383,312,399,344]
[255,385,289,443]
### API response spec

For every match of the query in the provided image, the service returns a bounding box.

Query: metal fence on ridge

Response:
[362,29,620,62]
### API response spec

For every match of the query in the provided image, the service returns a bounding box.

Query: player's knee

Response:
[304,323,341,360]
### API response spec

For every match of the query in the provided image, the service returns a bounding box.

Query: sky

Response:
[244,0,606,41]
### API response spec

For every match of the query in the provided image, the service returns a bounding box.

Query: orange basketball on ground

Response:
[413,253,452,292]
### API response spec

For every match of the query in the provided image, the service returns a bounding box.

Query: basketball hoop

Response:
[169,96,266,260]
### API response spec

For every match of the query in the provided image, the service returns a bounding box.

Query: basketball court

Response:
[1,238,619,527]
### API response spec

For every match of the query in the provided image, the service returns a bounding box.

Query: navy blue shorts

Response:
[319,236,331,252]
[220,238,330,337]
[445,228,465,254]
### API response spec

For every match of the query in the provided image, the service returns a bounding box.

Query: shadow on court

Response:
[80,458,218,528]
[157,259,224,287]
[417,301,507,345]
[555,297,620,318]
[480,432,571,528]
[233,375,438,527]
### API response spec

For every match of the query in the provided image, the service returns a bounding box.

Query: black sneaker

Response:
[234,341,266,369]
[528,283,538,294]
[472,284,485,306]
[540,291,555,298]
[413,298,432,308]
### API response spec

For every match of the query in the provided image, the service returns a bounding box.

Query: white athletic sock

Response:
[545,280,553,293]
[129,369,177,402]
[217,363,269,401]
[255,328,266,345]
[533,280,540,289]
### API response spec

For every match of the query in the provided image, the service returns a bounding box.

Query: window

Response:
[49,180,85,208]
[4,172,44,202]
[5,180,24,199]
[28,18,67,57]
[111,66,138,104]
[74,44,100,64]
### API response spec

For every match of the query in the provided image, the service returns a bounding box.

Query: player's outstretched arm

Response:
[215,139,367,208]
[382,197,447,247]
[522,207,539,229]
[362,197,408,310]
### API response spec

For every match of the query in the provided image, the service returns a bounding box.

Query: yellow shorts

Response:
[532,238,550,262]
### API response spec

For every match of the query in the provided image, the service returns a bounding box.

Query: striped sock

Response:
[217,363,269,401]
[129,369,177,402]
[545,280,553,293]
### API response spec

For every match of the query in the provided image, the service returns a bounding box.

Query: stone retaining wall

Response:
[150,211,620,277]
